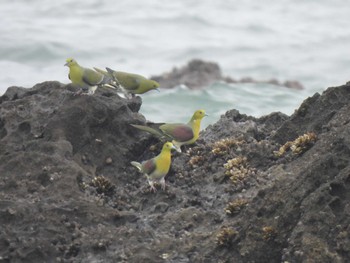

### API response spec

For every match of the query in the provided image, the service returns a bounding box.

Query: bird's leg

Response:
[73,89,84,96]
[123,91,133,99]
[160,177,166,191]
[87,86,98,95]
[148,180,157,192]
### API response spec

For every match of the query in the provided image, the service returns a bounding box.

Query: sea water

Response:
[1,0,350,127]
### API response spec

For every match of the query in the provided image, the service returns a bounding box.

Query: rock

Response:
[151,59,304,90]
[151,59,222,90]
[284,80,304,90]
[1,80,350,262]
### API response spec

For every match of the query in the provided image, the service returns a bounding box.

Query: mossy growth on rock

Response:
[224,156,256,185]
[211,137,246,155]
[186,145,208,168]
[274,132,317,157]
[225,199,249,216]
[188,155,206,168]
[262,226,277,241]
[216,226,239,247]
[90,176,115,195]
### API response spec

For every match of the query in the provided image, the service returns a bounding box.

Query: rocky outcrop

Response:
[151,59,304,90]
[0,81,349,262]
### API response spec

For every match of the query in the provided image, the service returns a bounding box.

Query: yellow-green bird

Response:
[131,142,176,192]
[131,109,208,152]
[65,58,113,94]
[94,67,160,97]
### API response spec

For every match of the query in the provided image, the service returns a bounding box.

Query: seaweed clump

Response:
[188,155,206,168]
[225,199,249,216]
[224,156,256,185]
[211,137,245,155]
[216,226,239,246]
[274,132,317,157]
[262,226,277,241]
[186,145,207,168]
[90,176,115,195]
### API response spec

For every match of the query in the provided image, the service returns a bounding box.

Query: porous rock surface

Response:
[0,81,349,262]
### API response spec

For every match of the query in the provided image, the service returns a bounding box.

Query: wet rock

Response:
[152,59,222,90]
[1,80,350,262]
[152,59,304,90]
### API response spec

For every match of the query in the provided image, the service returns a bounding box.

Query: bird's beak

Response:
[205,113,209,117]
[171,145,180,152]
[64,62,68,67]
[173,145,182,152]
[154,88,160,92]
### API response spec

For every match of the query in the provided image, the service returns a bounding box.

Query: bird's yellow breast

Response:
[154,151,171,176]
[188,119,201,144]
[69,65,84,85]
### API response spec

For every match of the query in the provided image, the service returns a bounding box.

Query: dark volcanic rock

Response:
[152,59,222,90]
[0,82,151,262]
[151,59,304,90]
[1,81,350,262]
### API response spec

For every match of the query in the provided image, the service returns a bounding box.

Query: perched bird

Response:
[131,109,208,152]
[94,67,160,97]
[131,142,176,192]
[65,58,114,94]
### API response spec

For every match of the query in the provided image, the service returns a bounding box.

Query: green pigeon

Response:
[94,67,160,97]
[131,142,176,192]
[65,58,114,94]
[131,109,208,152]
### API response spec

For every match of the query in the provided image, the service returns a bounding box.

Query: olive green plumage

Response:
[65,58,114,94]
[94,67,160,96]
[131,109,208,152]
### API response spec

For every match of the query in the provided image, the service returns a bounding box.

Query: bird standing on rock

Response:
[131,109,208,152]
[94,67,160,97]
[64,58,114,95]
[131,142,176,192]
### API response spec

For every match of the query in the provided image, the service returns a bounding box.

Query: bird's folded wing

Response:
[82,68,104,86]
[160,123,194,142]
[115,72,140,91]
[142,159,156,175]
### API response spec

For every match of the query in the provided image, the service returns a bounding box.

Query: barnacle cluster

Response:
[149,144,158,152]
[90,176,115,195]
[216,226,238,246]
[211,138,245,155]
[186,146,207,167]
[262,226,277,241]
[274,132,317,157]
[224,156,255,185]
[225,199,249,215]
[188,155,205,168]
[186,145,205,156]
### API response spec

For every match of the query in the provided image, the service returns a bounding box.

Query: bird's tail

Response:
[94,67,119,89]
[105,67,123,87]
[130,124,164,138]
[130,161,142,172]
[106,67,115,75]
